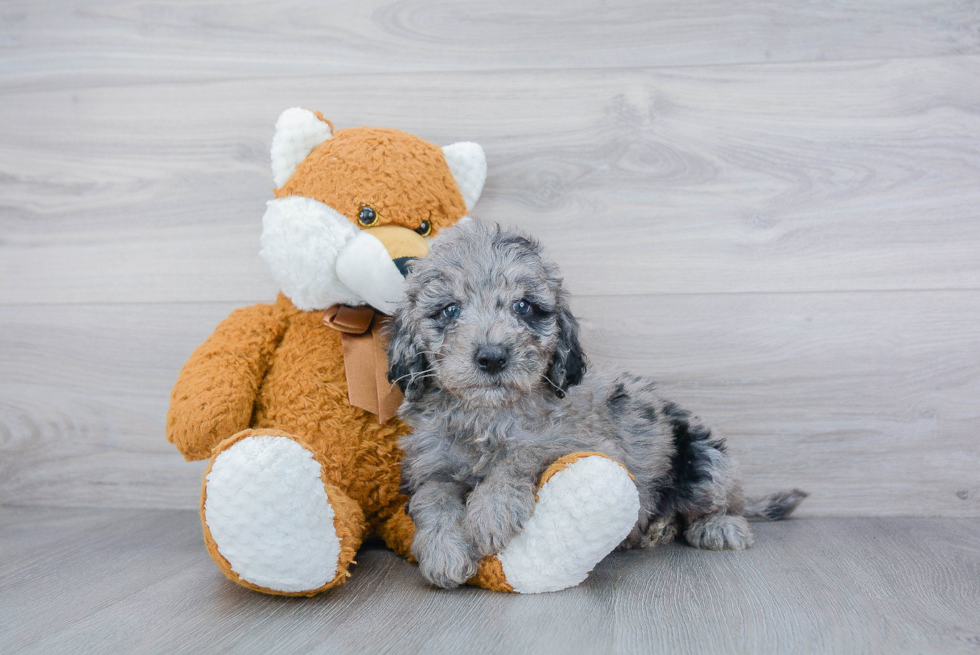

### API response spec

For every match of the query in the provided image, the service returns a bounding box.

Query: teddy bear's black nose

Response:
[393,257,417,277]
[475,345,509,375]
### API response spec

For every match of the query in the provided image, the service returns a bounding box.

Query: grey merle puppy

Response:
[388,219,806,589]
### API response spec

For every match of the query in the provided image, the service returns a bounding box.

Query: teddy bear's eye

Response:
[358,205,378,227]
[415,221,431,237]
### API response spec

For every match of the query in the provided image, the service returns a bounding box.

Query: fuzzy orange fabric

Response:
[276,126,468,236]
[166,116,480,595]
[170,294,410,524]
[375,505,416,562]
[469,556,515,593]
[364,225,431,260]
[167,303,286,462]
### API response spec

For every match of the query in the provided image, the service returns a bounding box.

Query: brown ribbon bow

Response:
[322,304,404,423]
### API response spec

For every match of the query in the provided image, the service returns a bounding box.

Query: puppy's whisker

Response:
[387,367,437,394]
[389,368,436,385]
[540,374,562,393]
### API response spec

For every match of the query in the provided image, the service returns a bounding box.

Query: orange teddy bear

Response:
[167,109,642,596]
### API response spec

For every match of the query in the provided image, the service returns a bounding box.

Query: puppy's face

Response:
[389,220,585,409]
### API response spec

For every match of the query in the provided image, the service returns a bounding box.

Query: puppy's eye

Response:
[442,303,461,319]
[513,299,531,315]
[415,221,431,237]
[358,204,378,227]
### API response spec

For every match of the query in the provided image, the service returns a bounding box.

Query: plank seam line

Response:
[2,52,979,93]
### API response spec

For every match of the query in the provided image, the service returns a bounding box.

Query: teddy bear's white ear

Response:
[271,108,333,188]
[441,142,487,211]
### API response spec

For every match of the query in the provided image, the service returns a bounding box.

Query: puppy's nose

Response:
[393,256,417,277]
[475,346,509,375]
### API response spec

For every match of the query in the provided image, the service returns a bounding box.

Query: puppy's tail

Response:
[743,489,808,522]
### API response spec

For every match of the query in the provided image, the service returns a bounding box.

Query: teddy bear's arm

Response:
[166,303,286,461]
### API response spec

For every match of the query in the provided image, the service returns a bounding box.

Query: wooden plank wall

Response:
[1,0,978,516]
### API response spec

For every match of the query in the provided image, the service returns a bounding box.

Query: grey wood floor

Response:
[1,508,979,654]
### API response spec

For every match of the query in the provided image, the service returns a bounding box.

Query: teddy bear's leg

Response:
[469,452,640,594]
[376,503,416,562]
[201,429,365,596]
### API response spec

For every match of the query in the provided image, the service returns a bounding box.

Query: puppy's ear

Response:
[545,301,587,398]
[386,315,431,400]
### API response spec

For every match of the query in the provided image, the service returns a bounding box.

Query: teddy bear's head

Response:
[260,108,486,314]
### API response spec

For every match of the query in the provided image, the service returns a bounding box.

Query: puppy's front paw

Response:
[413,528,479,589]
[464,484,535,557]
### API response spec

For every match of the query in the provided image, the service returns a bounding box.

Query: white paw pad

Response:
[497,456,640,594]
[204,436,341,592]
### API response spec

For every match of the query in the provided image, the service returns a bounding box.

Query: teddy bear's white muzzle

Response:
[260,196,408,313]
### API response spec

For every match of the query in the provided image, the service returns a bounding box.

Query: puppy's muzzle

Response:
[475,345,509,375]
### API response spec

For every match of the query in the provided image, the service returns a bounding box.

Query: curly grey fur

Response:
[389,220,804,589]
[744,489,810,521]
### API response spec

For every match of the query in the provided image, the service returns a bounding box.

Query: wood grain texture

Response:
[3,56,980,304]
[1,295,977,515]
[3,2,980,519]
[3,0,979,89]
[1,508,978,654]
